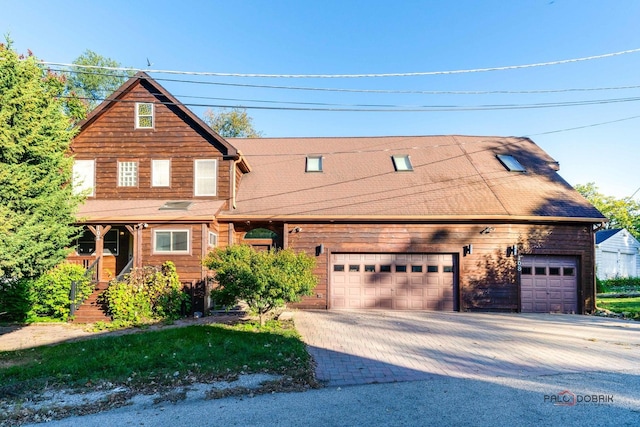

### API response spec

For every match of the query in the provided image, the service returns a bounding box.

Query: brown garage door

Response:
[330,253,455,310]
[521,255,578,313]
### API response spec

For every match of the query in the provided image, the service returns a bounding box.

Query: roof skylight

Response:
[392,155,413,171]
[306,156,323,172]
[496,154,526,172]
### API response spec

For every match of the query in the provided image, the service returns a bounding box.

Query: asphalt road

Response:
[24,369,640,426]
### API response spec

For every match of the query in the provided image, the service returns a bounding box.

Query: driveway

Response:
[293,310,640,386]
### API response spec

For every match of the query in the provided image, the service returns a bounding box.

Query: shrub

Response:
[30,263,93,321]
[0,278,35,322]
[597,277,640,293]
[101,261,190,325]
[204,245,317,325]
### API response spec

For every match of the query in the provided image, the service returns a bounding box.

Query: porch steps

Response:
[70,282,111,323]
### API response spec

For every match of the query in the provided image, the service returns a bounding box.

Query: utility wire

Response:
[50,68,640,96]
[64,94,640,112]
[41,47,640,78]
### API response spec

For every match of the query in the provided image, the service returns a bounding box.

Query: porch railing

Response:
[115,257,134,281]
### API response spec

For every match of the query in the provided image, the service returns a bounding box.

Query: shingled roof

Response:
[224,135,605,222]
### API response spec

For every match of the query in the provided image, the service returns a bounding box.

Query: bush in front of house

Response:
[30,262,93,321]
[0,278,35,322]
[597,277,640,293]
[203,245,318,326]
[101,261,190,325]
[0,263,92,322]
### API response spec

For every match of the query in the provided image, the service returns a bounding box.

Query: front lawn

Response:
[0,320,316,399]
[597,297,640,319]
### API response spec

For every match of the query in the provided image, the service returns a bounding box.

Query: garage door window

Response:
[535,267,546,275]
[396,265,407,272]
[443,266,454,273]
[411,265,423,273]
[380,265,391,272]
[549,267,561,276]
[333,265,345,272]
[364,265,376,272]
[564,267,575,276]
[349,265,360,272]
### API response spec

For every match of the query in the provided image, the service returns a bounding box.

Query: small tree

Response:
[204,245,317,326]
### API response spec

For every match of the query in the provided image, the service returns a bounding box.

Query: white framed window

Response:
[154,230,190,254]
[118,161,138,187]
[72,159,95,196]
[135,102,154,128]
[152,159,170,187]
[306,155,323,172]
[194,159,217,196]
[208,232,218,248]
[392,155,413,171]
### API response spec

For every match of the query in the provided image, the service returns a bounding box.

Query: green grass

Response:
[0,320,315,398]
[597,297,640,319]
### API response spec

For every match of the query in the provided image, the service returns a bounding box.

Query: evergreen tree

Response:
[0,40,83,280]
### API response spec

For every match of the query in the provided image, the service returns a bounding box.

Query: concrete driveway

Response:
[293,310,640,386]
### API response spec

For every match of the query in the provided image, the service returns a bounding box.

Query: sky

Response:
[2,0,639,200]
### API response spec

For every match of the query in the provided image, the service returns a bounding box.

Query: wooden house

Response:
[69,72,606,320]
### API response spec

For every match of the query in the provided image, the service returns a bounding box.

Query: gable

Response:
[597,228,640,249]
[75,72,237,158]
[226,135,606,222]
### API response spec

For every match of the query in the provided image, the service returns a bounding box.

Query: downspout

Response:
[231,150,245,210]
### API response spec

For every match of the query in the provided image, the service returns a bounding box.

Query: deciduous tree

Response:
[203,108,263,138]
[66,49,131,119]
[204,245,317,325]
[576,182,640,238]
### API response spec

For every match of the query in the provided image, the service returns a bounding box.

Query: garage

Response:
[330,253,456,310]
[520,255,578,313]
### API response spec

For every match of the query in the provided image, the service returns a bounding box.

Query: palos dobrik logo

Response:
[544,390,613,406]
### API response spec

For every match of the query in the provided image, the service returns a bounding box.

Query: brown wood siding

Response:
[72,83,231,201]
[230,222,595,312]
[140,224,206,283]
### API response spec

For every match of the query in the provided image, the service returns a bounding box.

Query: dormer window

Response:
[496,154,526,172]
[306,155,323,172]
[136,102,154,128]
[392,155,413,171]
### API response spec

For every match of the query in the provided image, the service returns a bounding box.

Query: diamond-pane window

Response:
[136,103,154,128]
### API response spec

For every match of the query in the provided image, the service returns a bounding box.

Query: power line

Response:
[524,114,640,137]
[41,47,640,78]
[64,94,640,112]
[50,68,640,96]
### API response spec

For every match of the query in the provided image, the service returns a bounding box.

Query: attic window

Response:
[136,102,154,128]
[392,155,413,171]
[306,156,323,172]
[159,201,192,211]
[496,154,526,172]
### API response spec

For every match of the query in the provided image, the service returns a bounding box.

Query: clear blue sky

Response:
[2,0,639,200]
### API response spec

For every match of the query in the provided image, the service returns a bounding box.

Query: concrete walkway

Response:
[293,310,640,386]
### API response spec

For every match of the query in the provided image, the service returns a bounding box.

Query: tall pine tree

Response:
[0,40,83,280]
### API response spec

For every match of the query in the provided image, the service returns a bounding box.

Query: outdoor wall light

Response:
[463,244,473,256]
[290,227,302,233]
[507,245,518,257]
[480,227,495,235]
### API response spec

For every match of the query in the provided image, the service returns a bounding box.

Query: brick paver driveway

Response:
[294,310,640,386]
